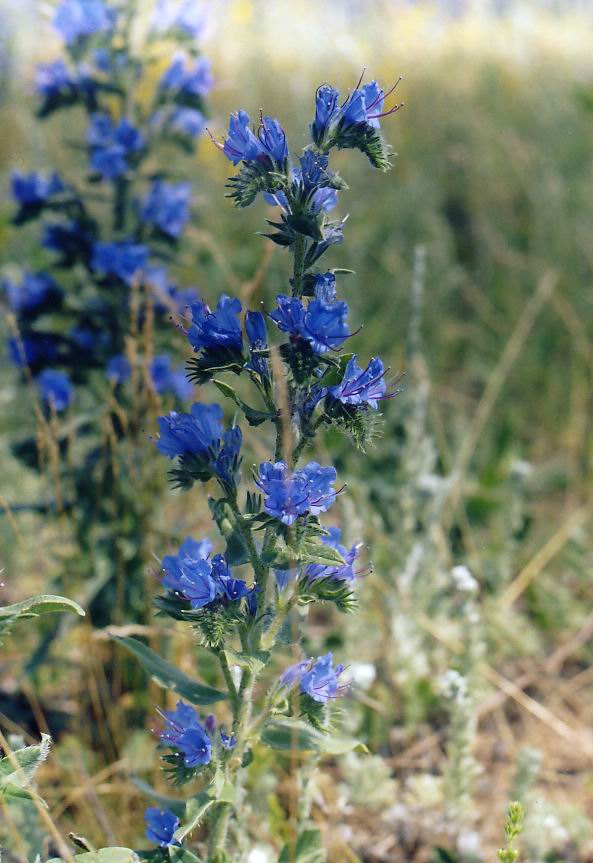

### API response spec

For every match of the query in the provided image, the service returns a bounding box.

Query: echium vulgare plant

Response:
[3,0,213,625]
[116,77,403,862]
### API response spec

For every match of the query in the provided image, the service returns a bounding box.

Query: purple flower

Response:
[160,53,214,100]
[159,700,212,767]
[152,0,211,39]
[329,356,387,409]
[37,369,73,412]
[91,241,148,285]
[300,653,345,703]
[11,171,65,206]
[144,808,180,847]
[53,0,115,44]
[139,180,191,239]
[156,402,224,458]
[87,113,145,180]
[222,111,287,166]
[4,272,62,314]
[306,527,361,583]
[257,461,337,526]
[281,654,346,703]
[106,354,131,384]
[187,295,243,357]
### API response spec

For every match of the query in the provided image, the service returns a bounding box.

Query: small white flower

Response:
[451,565,478,593]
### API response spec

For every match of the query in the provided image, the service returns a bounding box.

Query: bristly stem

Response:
[291,233,307,299]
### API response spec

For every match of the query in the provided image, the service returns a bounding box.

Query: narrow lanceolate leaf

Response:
[175,793,215,841]
[0,733,52,802]
[279,829,327,863]
[295,539,346,567]
[261,720,367,755]
[223,647,270,674]
[0,594,85,640]
[47,849,139,863]
[113,637,227,705]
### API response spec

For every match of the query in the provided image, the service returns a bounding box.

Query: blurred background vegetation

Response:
[2,1,593,861]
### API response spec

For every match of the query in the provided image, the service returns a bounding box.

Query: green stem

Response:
[216,648,239,709]
[291,233,307,299]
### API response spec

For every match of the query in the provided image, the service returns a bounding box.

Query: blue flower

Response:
[159,700,212,767]
[37,369,73,412]
[257,461,337,526]
[106,354,131,384]
[150,354,193,399]
[176,558,218,608]
[244,311,268,378]
[220,730,236,750]
[152,0,211,38]
[280,659,312,688]
[211,555,250,602]
[53,0,115,44]
[4,272,62,314]
[138,180,191,239]
[11,171,65,207]
[156,402,223,458]
[187,295,243,357]
[87,113,145,179]
[35,60,77,100]
[162,537,213,595]
[270,279,350,354]
[145,266,200,314]
[91,241,148,284]
[310,84,340,147]
[213,426,243,487]
[160,53,214,101]
[43,221,92,265]
[329,356,387,409]
[8,334,59,369]
[306,527,361,583]
[169,106,206,138]
[300,653,345,703]
[144,808,180,848]
[222,111,288,166]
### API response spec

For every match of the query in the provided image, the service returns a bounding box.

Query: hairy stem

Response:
[291,233,307,299]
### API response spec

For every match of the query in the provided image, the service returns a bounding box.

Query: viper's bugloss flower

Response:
[306,527,361,582]
[211,554,251,602]
[37,369,73,412]
[8,334,59,369]
[106,353,131,384]
[144,807,180,848]
[169,106,206,139]
[244,310,268,378]
[301,653,345,703]
[11,171,65,206]
[53,0,115,45]
[257,460,337,525]
[282,653,345,703]
[87,113,145,180]
[43,220,93,266]
[310,84,340,148]
[150,354,193,400]
[91,240,148,284]
[159,700,212,767]
[156,402,223,458]
[220,729,236,750]
[35,60,77,100]
[187,295,243,358]
[138,180,191,239]
[162,537,213,595]
[222,111,288,167]
[4,272,62,314]
[152,0,211,39]
[329,356,387,409]
[160,53,214,101]
[270,280,350,354]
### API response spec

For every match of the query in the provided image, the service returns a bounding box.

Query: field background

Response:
[2,1,593,861]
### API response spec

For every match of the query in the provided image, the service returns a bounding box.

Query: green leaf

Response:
[175,793,215,841]
[279,829,327,863]
[261,720,367,755]
[296,539,346,568]
[48,850,139,863]
[169,849,203,863]
[114,637,227,705]
[130,776,185,817]
[213,379,276,427]
[0,733,51,802]
[223,647,269,674]
[0,594,85,640]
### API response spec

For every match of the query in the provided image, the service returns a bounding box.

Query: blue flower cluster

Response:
[281,653,346,704]
[161,537,253,610]
[270,272,350,354]
[257,461,337,526]
[159,700,212,767]
[144,808,180,848]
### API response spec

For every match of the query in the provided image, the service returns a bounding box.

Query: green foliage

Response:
[279,829,326,863]
[498,801,525,863]
[0,593,84,641]
[48,850,139,863]
[261,719,367,755]
[113,636,227,705]
[0,733,51,803]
